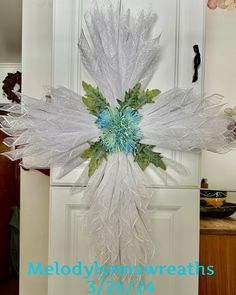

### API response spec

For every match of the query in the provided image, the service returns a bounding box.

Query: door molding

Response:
[52,0,83,92]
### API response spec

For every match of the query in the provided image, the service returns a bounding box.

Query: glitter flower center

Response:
[96,107,143,154]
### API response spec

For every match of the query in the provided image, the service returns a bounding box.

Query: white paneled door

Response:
[49,1,206,294]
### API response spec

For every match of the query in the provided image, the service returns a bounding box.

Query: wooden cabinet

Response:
[199,218,236,295]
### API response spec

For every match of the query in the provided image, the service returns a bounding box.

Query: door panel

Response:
[49,187,199,295]
[51,0,205,188]
[51,151,201,188]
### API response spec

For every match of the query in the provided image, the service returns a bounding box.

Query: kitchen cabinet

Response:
[199,218,236,295]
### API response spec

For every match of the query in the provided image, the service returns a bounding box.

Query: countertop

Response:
[200,218,236,235]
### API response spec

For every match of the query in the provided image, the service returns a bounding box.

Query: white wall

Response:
[20,1,52,295]
[0,0,22,63]
[202,9,236,208]
[0,0,22,103]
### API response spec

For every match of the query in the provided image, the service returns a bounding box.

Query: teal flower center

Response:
[96,107,143,154]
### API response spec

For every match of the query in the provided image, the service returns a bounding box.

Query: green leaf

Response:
[87,157,104,177]
[82,81,109,116]
[81,140,107,177]
[80,147,92,159]
[118,83,161,110]
[140,88,161,105]
[134,144,167,171]
[135,154,150,170]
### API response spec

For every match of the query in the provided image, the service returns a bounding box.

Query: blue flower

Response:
[96,107,143,154]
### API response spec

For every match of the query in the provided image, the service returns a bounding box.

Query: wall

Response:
[0,0,22,103]
[20,1,52,294]
[202,9,236,208]
[0,0,22,63]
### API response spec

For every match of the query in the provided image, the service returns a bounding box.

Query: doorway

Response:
[0,0,22,294]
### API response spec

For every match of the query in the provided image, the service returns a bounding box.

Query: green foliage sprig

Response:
[134,144,167,171]
[82,82,109,116]
[117,83,161,110]
[81,140,108,177]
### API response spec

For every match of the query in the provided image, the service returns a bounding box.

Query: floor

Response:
[0,276,19,295]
